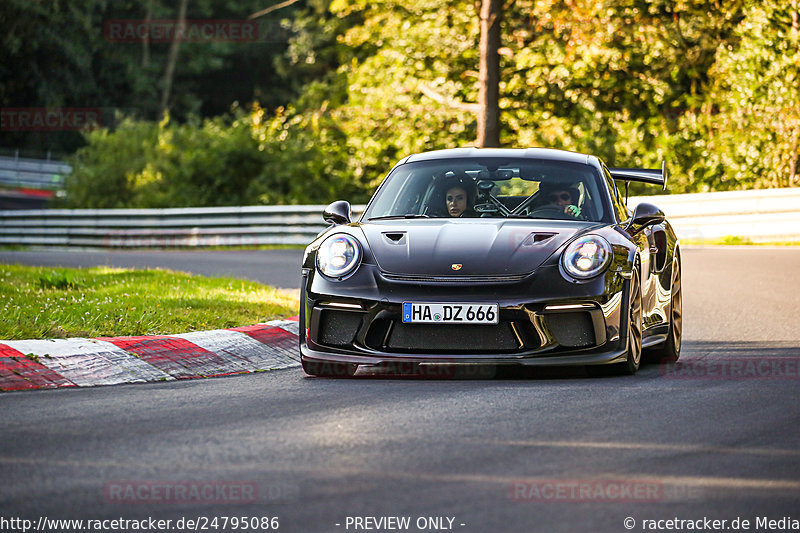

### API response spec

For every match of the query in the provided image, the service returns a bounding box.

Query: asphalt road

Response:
[0,249,305,289]
[1,247,799,533]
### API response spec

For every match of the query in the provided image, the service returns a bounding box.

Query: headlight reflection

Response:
[562,235,612,279]
[317,234,362,279]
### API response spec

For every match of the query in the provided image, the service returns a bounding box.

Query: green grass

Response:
[0,244,306,252]
[0,264,299,340]
[682,236,800,246]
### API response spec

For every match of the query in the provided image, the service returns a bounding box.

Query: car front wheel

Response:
[587,264,642,377]
[646,255,682,363]
[618,264,643,375]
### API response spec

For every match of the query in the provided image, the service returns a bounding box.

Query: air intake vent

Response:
[316,309,363,347]
[544,312,595,347]
[385,322,520,353]
[382,232,407,244]
[522,232,556,246]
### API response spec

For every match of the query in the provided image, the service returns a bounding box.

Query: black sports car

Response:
[300,148,681,377]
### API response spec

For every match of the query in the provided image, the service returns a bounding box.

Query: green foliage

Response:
[679,0,800,190]
[0,0,301,153]
[38,270,83,290]
[65,112,265,207]
[30,0,800,206]
[250,104,370,204]
[719,236,754,245]
[500,0,748,192]
[64,106,372,207]
[128,114,266,207]
[64,118,158,208]
[329,0,480,186]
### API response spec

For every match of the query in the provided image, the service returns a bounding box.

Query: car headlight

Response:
[561,235,612,279]
[317,233,362,279]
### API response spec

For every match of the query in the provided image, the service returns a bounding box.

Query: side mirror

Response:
[323,200,352,225]
[626,202,665,235]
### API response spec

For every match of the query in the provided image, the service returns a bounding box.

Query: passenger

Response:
[445,185,470,217]
[443,175,477,218]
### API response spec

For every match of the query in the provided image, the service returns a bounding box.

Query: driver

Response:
[541,184,583,219]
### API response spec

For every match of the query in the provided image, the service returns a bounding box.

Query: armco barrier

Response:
[628,188,800,242]
[0,155,70,190]
[0,188,798,248]
[0,205,358,247]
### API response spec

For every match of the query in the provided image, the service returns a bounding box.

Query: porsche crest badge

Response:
[451,263,463,271]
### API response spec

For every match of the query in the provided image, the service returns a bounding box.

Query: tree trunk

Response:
[477,0,502,147]
[160,0,189,115]
[249,0,303,19]
[142,0,152,67]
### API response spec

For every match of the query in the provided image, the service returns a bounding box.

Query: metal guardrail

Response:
[0,205,357,247]
[0,155,71,190]
[628,188,800,242]
[0,188,798,248]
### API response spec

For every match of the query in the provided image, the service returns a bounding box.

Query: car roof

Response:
[403,147,593,165]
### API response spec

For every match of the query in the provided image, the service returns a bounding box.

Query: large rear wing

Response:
[609,161,668,191]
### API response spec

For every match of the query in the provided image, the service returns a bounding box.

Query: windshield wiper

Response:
[367,214,430,221]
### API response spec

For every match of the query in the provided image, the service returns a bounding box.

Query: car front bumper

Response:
[300,262,632,368]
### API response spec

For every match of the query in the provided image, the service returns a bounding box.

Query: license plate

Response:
[402,303,499,324]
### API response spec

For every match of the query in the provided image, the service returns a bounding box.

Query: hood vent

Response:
[522,232,557,246]
[382,231,407,245]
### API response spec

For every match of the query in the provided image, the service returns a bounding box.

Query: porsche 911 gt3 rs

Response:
[299,148,682,377]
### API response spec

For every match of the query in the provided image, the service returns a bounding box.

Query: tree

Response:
[160,0,189,114]
[697,0,800,189]
[0,0,305,153]
[329,0,479,184]
[477,0,502,147]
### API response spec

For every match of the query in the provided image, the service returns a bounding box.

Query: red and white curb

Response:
[0,318,300,392]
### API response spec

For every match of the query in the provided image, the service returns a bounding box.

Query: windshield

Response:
[363,158,609,222]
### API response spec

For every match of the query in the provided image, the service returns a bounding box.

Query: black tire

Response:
[646,255,682,363]
[616,264,643,375]
[302,359,358,378]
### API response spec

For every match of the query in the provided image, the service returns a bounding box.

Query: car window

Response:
[363,158,610,223]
